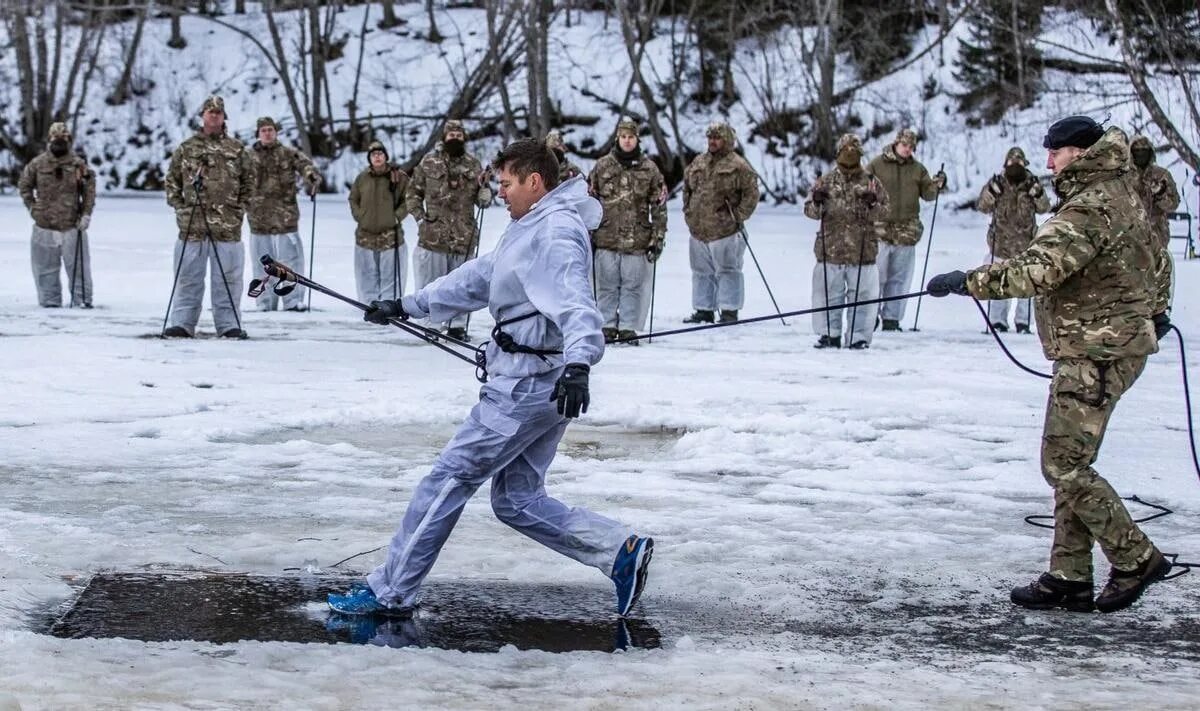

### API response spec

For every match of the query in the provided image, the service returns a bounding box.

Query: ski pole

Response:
[725,201,786,326]
[306,192,316,311]
[846,208,871,348]
[160,176,203,337]
[815,186,832,341]
[910,162,945,332]
[648,258,657,345]
[464,203,484,336]
[197,186,245,335]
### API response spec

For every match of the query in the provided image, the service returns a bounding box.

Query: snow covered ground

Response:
[1,193,1200,709]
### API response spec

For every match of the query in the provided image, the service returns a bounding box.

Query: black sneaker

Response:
[847,340,870,350]
[1011,573,1095,612]
[718,310,738,323]
[220,328,249,340]
[1015,323,1031,334]
[991,322,1009,333]
[683,310,715,324]
[162,326,193,338]
[1095,548,1172,613]
[445,327,469,342]
[881,319,902,332]
[814,335,841,349]
[617,329,640,345]
[602,327,620,343]
[285,305,308,313]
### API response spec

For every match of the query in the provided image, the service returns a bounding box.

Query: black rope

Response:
[1023,495,1174,530]
[971,297,1052,379]
[1169,324,1200,481]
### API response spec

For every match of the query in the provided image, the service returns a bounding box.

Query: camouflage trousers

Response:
[1042,356,1154,582]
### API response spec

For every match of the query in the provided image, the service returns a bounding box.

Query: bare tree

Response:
[424,0,443,42]
[167,0,187,49]
[485,0,521,141]
[378,0,401,29]
[108,0,150,105]
[523,0,553,137]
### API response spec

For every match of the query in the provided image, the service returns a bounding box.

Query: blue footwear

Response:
[327,584,414,617]
[611,535,653,617]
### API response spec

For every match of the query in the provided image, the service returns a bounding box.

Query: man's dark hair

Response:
[492,138,560,190]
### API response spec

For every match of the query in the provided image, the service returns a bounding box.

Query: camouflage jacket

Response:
[165,131,251,242]
[966,128,1161,361]
[559,157,583,182]
[1130,162,1179,251]
[19,150,96,232]
[245,142,319,235]
[976,169,1051,260]
[804,166,890,265]
[682,150,759,242]
[349,165,409,251]
[867,147,938,244]
[406,148,491,255]
[588,150,667,254]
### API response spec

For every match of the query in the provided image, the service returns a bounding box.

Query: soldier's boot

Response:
[602,327,620,343]
[1015,323,1031,334]
[683,310,715,324]
[719,310,738,323]
[617,329,639,346]
[446,327,469,343]
[1010,573,1094,612]
[162,326,193,339]
[220,328,249,340]
[991,322,1009,333]
[881,319,902,332]
[813,335,840,349]
[1095,548,1172,613]
[847,340,870,350]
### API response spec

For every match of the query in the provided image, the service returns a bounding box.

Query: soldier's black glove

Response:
[988,177,1004,196]
[859,190,879,207]
[811,185,830,205]
[926,270,970,297]
[934,170,948,190]
[551,363,590,418]
[364,300,408,325]
[1153,312,1172,341]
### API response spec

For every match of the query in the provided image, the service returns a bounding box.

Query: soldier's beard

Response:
[1004,164,1026,183]
[49,140,69,157]
[444,139,465,157]
[1131,150,1152,169]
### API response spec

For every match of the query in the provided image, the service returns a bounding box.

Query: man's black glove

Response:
[363,300,408,325]
[1153,312,1171,341]
[551,363,590,418]
[859,190,878,207]
[988,177,1004,196]
[811,185,830,205]
[926,270,970,297]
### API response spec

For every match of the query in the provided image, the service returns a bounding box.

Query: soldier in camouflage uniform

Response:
[245,116,322,312]
[19,122,97,308]
[804,133,889,349]
[682,121,760,324]
[588,117,667,343]
[349,141,409,304]
[545,130,583,181]
[867,128,945,331]
[927,117,1173,614]
[163,96,252,338]
[406,119,492,340]
[1129,135,1179,310]
[975,146,1051,333]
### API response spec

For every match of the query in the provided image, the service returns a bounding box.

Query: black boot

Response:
[162,326,193,338]
[719,310,738,323]
[220,328,249,340]
[1015,323,1031,334]
[683,310,714,324]
[602,327,619,343]
[617,329,640,345]
[991,322,1009,333]
[1095,548,1172,613]
[813,335,841,349]
[446,327,469,342]
[881,319,902,332]
[1010,573,1095,612]
[847,340,870,350]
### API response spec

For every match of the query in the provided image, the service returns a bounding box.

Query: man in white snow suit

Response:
[327,138,654,619]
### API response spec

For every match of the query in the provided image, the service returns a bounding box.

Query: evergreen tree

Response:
[954,0,1044,123]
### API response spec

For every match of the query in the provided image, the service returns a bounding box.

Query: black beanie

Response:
[1043,116,1105,150]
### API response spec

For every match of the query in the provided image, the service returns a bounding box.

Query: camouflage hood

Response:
[1052,127,1129,201]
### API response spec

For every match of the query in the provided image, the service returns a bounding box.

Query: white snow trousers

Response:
[595,248,652,331]
[988,298,1032,328]
[413,245,467,330]
[168,238,244,335]
[812,261,880,346]
[31,226,91,307]
[689,234,745,312]
[876,241,916,322]
[355,244,406,305]
[366,372,634,609]
[250,232,306,310]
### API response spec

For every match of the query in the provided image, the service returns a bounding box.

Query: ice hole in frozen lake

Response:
[44,572,664,653]
[210,422,685,462]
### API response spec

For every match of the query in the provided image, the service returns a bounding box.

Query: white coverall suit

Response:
[366,177,634,609]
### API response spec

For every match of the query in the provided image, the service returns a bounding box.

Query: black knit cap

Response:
[1043,115,1105,150]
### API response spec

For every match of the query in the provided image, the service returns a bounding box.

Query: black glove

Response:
[811,185,830,205]
[1153,312,1171,341]
[926,270,970,297]
[363,300,408,325]
[988,177,1004,196]
[550,363,590,418]
[646,242,663,263]
[859,190,878,207]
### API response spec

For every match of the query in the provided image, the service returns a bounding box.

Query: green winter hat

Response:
[545,130,566,151]
[895,128,919,148]
[200,95,226,116]
[705,121,735,144]
[443,119,468,140]
[47,122,70,141]
[367,140,389,161]
[256,116,280,131]
[617,117,640,136]
[1004,146,1028,166]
